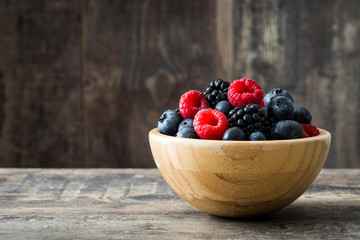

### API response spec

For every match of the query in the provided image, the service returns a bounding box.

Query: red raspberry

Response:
[302,129,310,138]
[179,90,209,119]
[193,109,229,140]
[260,99,265,107]
[228,78,264,107]
[301,124,320,137]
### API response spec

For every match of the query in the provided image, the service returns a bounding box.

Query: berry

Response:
[176,127,199,139]
[215,100,233,116]
[179,90,209,119]
[227,78,264,107]
[222,127,246,140]
[158,109,183,136]
[156,77,321,142]
[271,120,303,140]
[268,96,295,121]
[260,99,265,107]
[193,109,229,140]
[178,119,194,132]
[228,104,275,138]
[302,129,310,138]
[301,124,320,137]
[263,88,294,107]
[249,131,267,141]
[294,107,312,124]
[204,79,230,108]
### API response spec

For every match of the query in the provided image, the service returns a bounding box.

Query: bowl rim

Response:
[149,127,331,145]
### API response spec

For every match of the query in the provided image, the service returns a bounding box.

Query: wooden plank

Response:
[0,1,82,167]
[233,0,360,168]
[84,0,360,168]
[0,169,359,239]
[0,0,359,168]
[85,0,233,167]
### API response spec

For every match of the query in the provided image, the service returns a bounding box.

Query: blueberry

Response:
[178,119,194,132]
[294,107,312,124]
[158,109,183,136]
[176,127,199,139]
[271,120,303,140]
[264,88,294,107]
[249,131,267,141]
[215,100,233,116]
[222,127,246,140]
[268,96,295,121]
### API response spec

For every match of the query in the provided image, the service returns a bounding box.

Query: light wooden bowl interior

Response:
[149,128,331,218]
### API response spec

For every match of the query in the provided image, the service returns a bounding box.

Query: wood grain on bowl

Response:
[149,128,331,217]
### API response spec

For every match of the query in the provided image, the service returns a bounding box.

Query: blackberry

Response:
[227,104,276,138]
[204,79,230,108]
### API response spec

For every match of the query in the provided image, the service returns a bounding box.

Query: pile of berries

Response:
[157,78,320,140]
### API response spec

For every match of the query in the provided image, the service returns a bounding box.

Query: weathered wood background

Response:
[0,0,359,168]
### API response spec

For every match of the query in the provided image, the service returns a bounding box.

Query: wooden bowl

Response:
[149,128,331,218]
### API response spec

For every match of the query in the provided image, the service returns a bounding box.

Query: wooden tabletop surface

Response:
[0,168,359,239]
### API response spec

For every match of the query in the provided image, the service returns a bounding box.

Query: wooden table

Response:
[0,169,359,239]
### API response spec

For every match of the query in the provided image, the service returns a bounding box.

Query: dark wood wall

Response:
[0,0,359,168]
